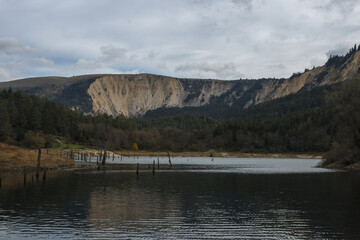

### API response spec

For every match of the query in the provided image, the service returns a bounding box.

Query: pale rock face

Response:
[86,49,360,117]
[255,50,360,104]
[87,74,235,117]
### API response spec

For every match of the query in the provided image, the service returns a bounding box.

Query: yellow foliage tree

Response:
[133,142,139,151]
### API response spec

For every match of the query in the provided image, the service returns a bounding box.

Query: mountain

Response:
[1,45,359,118]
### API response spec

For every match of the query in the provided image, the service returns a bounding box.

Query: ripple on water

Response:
[0,158,359,239]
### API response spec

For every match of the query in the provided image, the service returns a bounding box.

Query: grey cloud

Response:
[310,58,326,68]
[147,51,158,60]
[30,58,54,66]
[322,0,358,11]
[76,59,102,69]
[326,45,350,58]
[75,44,128,71]
[266,64,286,70]
[100,44,127,62]
[0,68,10,80]
[1,0,360,81]
[175,62,244,79]
[0,38,35,55]
[231,0,253,10]
[193,0,253,10]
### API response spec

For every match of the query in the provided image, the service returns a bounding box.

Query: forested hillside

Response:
[0,81,342,154]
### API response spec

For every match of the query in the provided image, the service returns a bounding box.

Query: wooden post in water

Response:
[100,150,102,162]
[43,169,47,181]
[167,152,172,168]
[153,160,155,174]
[102,146,107,165]
[36,148,41,179]
[23,168,27,186]
[112,153,115,162]
[157,157,160,169]
[136,163,139,175]
[0,178,2,189]
[121,155,122,161]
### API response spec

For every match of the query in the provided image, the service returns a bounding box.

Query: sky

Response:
[0,0,360,81]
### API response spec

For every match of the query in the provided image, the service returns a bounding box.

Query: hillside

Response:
[0,46,359,118]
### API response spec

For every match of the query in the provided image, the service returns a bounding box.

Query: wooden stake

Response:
[43,169,47,181]
[136,163,139,175]
[153,160,155,174]
[36,148,41,178]
[167,152,172,168]
[102,146,107,165]
[23,170,27,186]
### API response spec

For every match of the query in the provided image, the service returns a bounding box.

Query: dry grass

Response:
[0,142,74,171]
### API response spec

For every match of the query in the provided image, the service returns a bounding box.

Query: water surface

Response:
[1,158,359,239]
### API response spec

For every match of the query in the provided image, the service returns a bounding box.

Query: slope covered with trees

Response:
[0,80,338,154]
[322,79,360,168]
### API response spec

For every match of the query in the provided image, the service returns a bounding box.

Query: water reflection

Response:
[0,159,360,239]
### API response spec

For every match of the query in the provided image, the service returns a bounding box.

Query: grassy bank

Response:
[0,142,74,171]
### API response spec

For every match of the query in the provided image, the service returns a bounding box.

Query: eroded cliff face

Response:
[87,74,236,117]
[254,49,360,104]
[84,49,360,117]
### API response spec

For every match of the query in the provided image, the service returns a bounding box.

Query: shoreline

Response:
[113,151,323,159]
[0,142,336,172]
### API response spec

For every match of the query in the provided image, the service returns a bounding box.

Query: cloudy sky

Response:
[0,0,359,81]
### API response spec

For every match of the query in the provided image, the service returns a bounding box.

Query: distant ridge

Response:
[1,45,359,117]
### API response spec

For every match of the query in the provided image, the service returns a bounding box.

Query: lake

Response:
[1,157,360,239]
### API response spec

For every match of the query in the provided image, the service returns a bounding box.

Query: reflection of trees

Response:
[87,172,360,239]
[1,170,360,238]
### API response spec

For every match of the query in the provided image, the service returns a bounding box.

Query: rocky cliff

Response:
[1,46,359,117]
[86,75,233,117]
